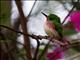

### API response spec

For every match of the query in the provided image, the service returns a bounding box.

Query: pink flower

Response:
[70,11,80,32]
[47,47,64,60]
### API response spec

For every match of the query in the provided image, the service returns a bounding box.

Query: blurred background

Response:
[0,0,80,60]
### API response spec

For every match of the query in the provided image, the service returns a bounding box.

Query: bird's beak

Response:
[41,12,48,17]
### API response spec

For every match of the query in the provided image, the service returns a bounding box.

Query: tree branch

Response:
[27,0,37,18]
[62,4,75,24]
[0,24,80,60]
[62,0,79,24]
[15,0,32,60]
[0,25,48,40]
[0,24,79,45]
[38,38,52,60]
[33,39,40,60]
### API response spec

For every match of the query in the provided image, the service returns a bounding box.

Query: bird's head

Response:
[41,12,61,23]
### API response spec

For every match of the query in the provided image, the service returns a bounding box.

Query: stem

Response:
[0,25,48,40]
[15,0,32,60]
[27,0,37,18]
[62,0,79,24]
[33,40,40,60]
[38,38,51,60]
[0,25,80,60]
[62,5,75,24]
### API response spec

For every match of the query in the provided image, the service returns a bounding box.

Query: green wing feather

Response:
[48,14,63,38]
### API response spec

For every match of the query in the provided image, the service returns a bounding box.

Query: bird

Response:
[41,12,68,45]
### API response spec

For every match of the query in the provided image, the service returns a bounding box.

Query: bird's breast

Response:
[44,21,59,38]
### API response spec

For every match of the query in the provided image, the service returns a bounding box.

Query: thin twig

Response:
[1,25,80,60]
[0,25,80,44]
[27,0,37,18]
[62,4,75,24]
[61,0,79,24]
[33,39,40,60]
[0,25,48,40]
[38,38,52,60]
[0,24,68,47]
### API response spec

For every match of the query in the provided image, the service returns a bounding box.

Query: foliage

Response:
[0,1,11,26]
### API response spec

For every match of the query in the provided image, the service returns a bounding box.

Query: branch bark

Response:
[15,0,32,60]
[0,24,80,60]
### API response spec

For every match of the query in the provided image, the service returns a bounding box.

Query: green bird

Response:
[42,12,66,45]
